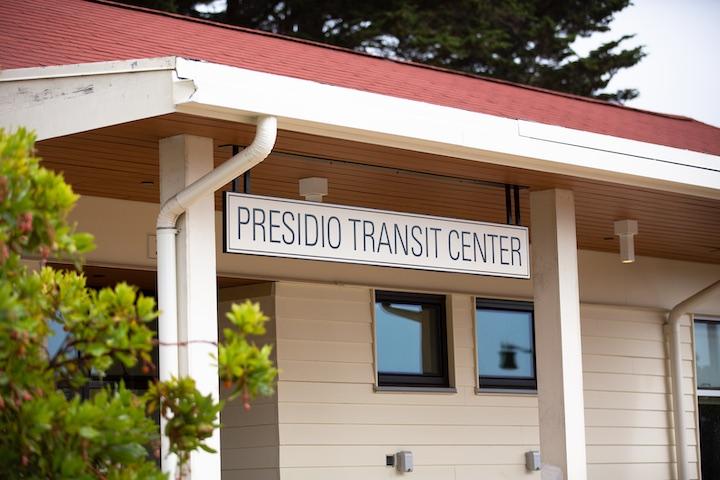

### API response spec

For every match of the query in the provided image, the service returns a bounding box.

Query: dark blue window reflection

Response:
[476,300,536,389]
[375,291,448,387]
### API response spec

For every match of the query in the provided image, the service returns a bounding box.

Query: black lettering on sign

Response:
[281,211,295,244]
[327,216,342,249]
[487,234,498,263]
[448,229,460,261]
[499,235,510,265]
[252,208,266,242]
[394,224,409,256]
[238,206,250,240]
[304,214,319,246]
[269,209,281,244]
[430,227,441,258]
[348,218,361,251]
[511,236,522,266]
[473,232,487,263]
[363,220,375,253]
[410,225,423,257]
[461,231,472,262]
[378,222,392,254]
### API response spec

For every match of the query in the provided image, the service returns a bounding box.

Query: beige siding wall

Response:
[582,305,698,480]
[62,196,719,478]
[274,283,539,479]
[219,283,280,480]
[271,283,701,480]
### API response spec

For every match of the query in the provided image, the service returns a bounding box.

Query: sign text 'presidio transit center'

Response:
[224,193,530,279]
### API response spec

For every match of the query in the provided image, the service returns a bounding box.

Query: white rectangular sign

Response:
[224,193,530,279]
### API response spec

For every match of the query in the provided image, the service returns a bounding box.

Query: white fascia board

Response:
[174,58,720,198]
[0,57,181,140]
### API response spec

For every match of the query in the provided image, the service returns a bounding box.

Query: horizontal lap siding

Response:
[219,284,280,480]
[275,283,538,479]
[581,304,699,480]
[273,283,698,479]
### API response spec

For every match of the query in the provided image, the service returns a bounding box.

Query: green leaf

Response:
[78,426,100,439]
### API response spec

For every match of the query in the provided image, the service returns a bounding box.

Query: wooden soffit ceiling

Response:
[36,113,720,265]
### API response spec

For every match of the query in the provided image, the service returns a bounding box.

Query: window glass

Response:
[375,291,447,387]
[696,320,720,390]
[48,314,70,358]
[476,300,535,389]
[699,397,720,479]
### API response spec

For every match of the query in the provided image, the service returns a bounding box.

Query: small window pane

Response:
[696,320,720,390]
[476,301,535,389]
[48,315,70,358]
[375,291,448,388]
[376,301,440,375]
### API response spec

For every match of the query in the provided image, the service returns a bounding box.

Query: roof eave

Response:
[1,56,718,199]
[173,58,720,199]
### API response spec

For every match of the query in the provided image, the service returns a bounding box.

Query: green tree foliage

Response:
[118,0,645,102]
[0,128,278,478]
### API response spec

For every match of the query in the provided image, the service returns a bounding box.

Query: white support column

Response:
[159,135,221,479]
[529,189,587,480]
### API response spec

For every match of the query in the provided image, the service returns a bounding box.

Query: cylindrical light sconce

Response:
[614,219,638,263]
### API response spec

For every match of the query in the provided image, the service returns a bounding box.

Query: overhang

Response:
[1,56,719,200]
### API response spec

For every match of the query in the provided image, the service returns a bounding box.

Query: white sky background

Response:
[572,0,720,127]
[199,0,720,126]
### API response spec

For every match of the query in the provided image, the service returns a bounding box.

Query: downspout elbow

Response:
[173,115,277,213]
[157,196,184,230]
[156,115,277,230]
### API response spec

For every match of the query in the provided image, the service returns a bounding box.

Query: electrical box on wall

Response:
[396,451,413,473]
[525,450,541,471]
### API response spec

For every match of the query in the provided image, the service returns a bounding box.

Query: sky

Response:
[572,0,720,127]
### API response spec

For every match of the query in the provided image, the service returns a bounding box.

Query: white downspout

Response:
[156,115,277,475]
[667,279,720,480]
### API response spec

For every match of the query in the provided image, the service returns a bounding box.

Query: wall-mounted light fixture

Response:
[614,219,638,263]
[299,177,328,202]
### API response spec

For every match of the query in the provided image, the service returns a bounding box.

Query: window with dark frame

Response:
[476,299,536,390]
[375,291,449,388]
[695,317,720,479]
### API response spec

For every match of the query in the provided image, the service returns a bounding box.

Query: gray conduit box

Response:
[525,450,541,471]
[396,451,414,472]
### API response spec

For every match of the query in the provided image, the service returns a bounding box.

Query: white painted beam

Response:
[0,59,177,141]
[159,134,220,479]
[530,189,587,480]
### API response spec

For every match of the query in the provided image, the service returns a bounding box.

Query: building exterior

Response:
[2,1,720,479]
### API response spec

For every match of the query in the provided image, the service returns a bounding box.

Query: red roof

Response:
[2,0,719,156]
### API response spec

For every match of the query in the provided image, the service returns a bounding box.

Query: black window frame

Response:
[695,317,720,393]
[475,298,537,390]
[695,316,720,480]
[375,290,450,388]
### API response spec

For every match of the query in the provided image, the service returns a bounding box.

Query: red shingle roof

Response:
[2,0,719,156]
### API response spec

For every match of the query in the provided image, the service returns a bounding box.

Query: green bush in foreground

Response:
[0,128,278,479]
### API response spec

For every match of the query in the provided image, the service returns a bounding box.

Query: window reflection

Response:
[376,302,440,375]
[476,300,535,389]
[375,291,448,387]
[696,320,720,390]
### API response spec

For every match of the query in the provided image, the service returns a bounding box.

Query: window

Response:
[696,318,720,391]
[476,299,536,390]
[375,291,449,388]
[695,317,720,479]
[49,295,158,401]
